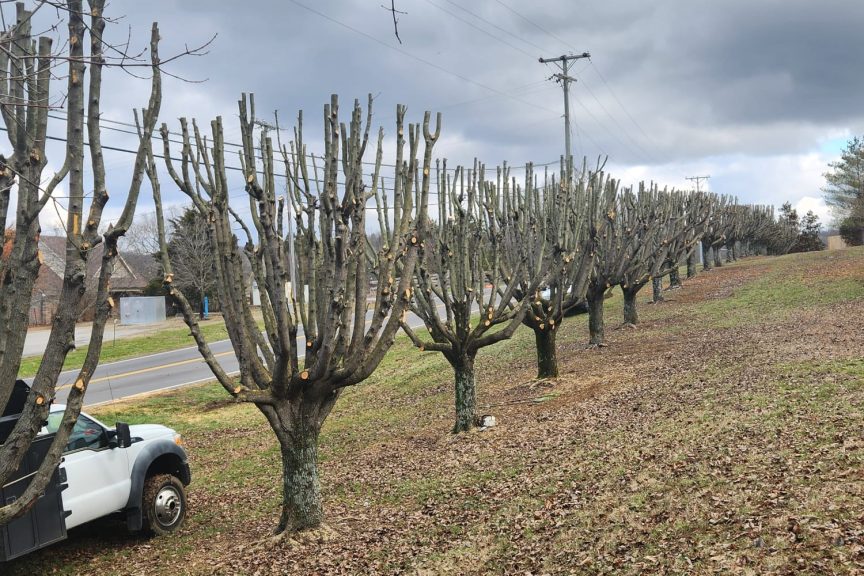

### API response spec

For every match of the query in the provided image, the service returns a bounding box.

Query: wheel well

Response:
[146,453,190,485]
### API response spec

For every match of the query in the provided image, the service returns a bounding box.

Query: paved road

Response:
[50,339,241,406]
[47,301,458,407]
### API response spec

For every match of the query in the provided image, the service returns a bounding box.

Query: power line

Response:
[588,60,656,149]
[422,0,537,61]
[0,124,564,206]
[47,103,560,176]
[285,0,563,119]
[439,0,552,54]
[493,0,577,54]
[575,76,657,164]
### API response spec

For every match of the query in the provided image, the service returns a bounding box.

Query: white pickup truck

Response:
[1,397,191,560]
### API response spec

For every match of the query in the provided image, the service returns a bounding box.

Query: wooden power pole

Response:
[539,52,590,161]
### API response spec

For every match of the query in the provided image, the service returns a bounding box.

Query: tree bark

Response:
[452,353,477,433]
[534,326,558,379]
[622,287,639,325]
[687,250,698,278]
[587,288,605,346]
[702,244,713,271]
[713,248,723,268]
[669,266,682,288]
[275,412,323,533]
[652,276,664,303]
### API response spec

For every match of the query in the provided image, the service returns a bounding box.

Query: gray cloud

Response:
[8,0,864,221]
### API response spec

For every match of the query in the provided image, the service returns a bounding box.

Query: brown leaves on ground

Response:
[9,250,864,575]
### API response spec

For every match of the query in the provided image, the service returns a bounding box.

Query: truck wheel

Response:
[142,473,186,535]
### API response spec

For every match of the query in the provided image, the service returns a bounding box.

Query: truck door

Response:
[56,414,132,530]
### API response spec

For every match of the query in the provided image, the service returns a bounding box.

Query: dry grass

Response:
[8,248,864,575]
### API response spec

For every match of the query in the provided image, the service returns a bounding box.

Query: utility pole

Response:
[686,175,711,193]
[539,52,590,163]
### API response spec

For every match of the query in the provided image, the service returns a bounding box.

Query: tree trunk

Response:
[534,326,558,379]
[275,415,323,533]
[652,277,664,303]
[452,353,477,433]
[713,248,723,268]
[669,266,682,288]
[622,287,639,325]
[687,250,698,278]
[587,289,605,346]
[702,244,713,271]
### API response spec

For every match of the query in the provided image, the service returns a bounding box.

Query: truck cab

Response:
[1,386,191,561]
[42,405,191,533]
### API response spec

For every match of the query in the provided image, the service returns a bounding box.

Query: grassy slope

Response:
[8,248,864,575]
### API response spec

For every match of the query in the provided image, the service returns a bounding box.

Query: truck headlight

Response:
[174,434,183,446]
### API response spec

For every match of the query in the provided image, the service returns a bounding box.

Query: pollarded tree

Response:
[151,95,439,533]
[400,160,549,432]
[0,0,166,525]
[720,204,750,263]
[517,159,615,376]
[612,184,678,325]
[700,195,735,271]
[585,173,658,348]
[653,190,713,300]
[622,188,712,312]
[734,204,773,257]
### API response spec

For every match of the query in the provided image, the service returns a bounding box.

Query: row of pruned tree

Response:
[1,1,803,539]
[140,92,801,534]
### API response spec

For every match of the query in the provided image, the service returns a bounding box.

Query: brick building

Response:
[3,232,158,325]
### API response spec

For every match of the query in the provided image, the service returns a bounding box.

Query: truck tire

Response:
[142,474,186,535]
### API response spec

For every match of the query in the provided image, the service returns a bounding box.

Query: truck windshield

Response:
[44,412,106,452]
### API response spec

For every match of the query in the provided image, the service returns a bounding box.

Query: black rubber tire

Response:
[142,473,187,536]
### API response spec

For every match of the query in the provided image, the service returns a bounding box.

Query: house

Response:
[29,236,158,325]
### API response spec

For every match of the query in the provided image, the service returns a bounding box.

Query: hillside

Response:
[8,248,864,575]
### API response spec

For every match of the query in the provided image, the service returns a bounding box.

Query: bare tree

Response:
[700,196,737,271]
[400,159,549,432]
[607,184,673,327]
[151,95,438,533]
[736,204,776,257]
[120,210,164,256]
[0,0,164,525]
[517,158,616,378]
[646,191,711,306]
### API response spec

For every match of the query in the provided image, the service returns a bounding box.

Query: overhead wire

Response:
[486,0,661,163]
[439,0,552,54]
[422,0,537,61]
[45,108,560,176]
[588,60,657,148]
[0,123,564,213]
[492,0,577,54]
[417,0,611,161]
[285,0,563,120]
[574,76,657,164]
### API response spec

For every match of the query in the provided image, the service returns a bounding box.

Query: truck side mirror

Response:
[115,422,131,448]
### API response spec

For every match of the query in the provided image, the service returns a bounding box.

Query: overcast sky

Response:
[14,0,864,231]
